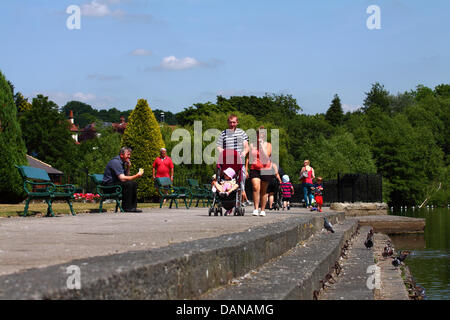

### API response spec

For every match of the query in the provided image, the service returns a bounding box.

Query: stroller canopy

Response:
[217,149,242,174]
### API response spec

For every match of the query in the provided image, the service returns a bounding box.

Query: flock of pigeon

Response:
[363,228,411,269]
[364,228,425,300]
[314,219,426,300]
[313,221,360,300]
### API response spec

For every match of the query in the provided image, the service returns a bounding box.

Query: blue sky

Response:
[1,0,449,114]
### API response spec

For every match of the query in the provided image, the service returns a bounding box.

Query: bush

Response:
[121,99,165,201]
[0,71,27,203]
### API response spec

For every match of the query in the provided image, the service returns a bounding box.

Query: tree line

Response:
[1,68,448,205]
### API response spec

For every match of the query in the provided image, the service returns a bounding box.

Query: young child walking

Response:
[280,175,294,210]
[311,177,324,212]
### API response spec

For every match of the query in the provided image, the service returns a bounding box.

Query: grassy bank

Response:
[0,202,161,218]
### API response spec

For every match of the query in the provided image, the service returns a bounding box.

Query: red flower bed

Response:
[74,193,101,202]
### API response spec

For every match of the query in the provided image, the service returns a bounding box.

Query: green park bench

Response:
[89,174,124,213]
[155,177,189,209]
[16,165,76,217]
[187,178,209,207]
[203,183,214,206]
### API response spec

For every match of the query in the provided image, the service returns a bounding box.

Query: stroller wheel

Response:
[240,207,245,216]
[214,207,218,216]
[208,207,213,216]
[219,208,223,216]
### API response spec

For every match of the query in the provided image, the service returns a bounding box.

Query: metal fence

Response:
[245,173,382,205]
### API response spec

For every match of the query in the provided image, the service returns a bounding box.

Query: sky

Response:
[1,0,449,115]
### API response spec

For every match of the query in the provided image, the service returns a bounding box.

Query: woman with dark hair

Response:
[300,159,315,209]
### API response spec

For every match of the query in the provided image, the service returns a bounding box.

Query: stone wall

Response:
[330,202,388,216]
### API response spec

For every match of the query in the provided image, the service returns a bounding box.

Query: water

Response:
[389,207,450,300]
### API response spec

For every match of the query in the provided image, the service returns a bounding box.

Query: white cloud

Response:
[33,91,115,108]
[80,0,152,21]
[130,49,153,56]
[87,74,123,81]
[342,103,362,112]
[73,92,97,102]
[160,56,201,70]
[81,0,124,17]
[147,56,223,71]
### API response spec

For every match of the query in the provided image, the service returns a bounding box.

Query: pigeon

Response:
[324,217,335,233]
[313,290,320,300]
[397,250,410,262]
[364,229,374,249]
[324,273,336,284]
[382,241,394,258]
[334,261,342,275]
[392,257,401,267]
[392,250,410,267]
[320,280,330,290]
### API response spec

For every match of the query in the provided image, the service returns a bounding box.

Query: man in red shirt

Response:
[152,148,174,181]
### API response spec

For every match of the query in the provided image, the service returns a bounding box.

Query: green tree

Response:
[121,99,164,200]
[20,94,79,177]
[14,92,32,113]
[79,125,122,175]
[62,101,96,128]
[300,131,376,181]
[325,94,344,126]
[153,109,178,125]
[363,82,391,114]
[0,71,28,203]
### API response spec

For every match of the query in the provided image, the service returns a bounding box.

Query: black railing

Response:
[245,173,382,204]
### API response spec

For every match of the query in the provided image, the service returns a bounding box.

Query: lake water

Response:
[389,207,449,300]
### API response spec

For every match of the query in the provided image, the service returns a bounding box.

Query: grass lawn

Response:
[0,202,161,218]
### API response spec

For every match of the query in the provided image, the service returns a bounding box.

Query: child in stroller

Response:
[208,149,245,216]
[214,167,239,216]
[214,167,239,196]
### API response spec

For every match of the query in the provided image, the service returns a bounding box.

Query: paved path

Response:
[0,206,330,276]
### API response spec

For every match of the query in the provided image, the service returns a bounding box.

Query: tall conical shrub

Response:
[0,71,28,203]
[121,99,164,200]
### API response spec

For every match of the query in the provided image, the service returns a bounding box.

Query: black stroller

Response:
[208,149,245,216]
[273,181,283,211]
[267,176,283,211]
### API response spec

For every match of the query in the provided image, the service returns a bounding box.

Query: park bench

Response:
[155,177,189,209]
[89,174,124,213]
[16,165,76,217]
[203,183,214,206]
[187,178,209,207]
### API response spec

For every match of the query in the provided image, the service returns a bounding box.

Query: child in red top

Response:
[312,177,324,212]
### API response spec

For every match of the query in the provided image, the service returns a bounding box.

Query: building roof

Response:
[26,155,63,175]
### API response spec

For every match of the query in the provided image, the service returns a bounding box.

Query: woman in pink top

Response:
[300,160,315,208]
[248,127,273,217]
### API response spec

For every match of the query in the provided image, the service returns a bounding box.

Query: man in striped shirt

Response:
[217,114,252,206]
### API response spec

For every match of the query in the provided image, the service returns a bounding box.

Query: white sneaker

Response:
[252,209,259,216]
[260,211,266,217]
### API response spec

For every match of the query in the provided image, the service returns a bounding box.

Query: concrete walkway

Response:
[0,206,330,277]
